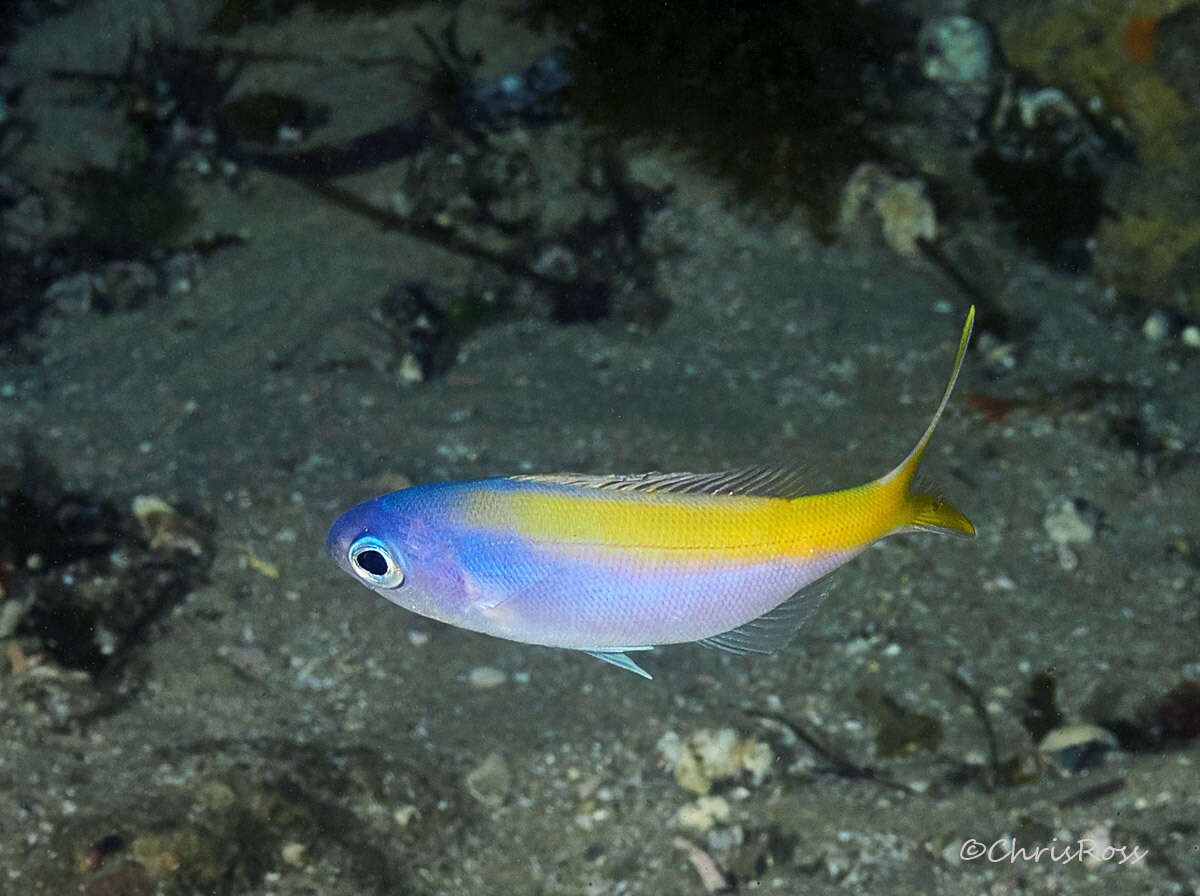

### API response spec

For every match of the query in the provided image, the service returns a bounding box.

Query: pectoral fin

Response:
[582,647,654,679]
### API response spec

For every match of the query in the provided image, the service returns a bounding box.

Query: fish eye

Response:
[348,537,404,588]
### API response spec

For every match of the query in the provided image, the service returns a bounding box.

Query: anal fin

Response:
[582,647,654,679]
[698,583,829,655]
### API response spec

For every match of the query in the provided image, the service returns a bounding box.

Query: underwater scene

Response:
[1,1,1198,893]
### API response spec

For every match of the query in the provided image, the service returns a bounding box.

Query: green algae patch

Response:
[1095,212,1200,314]
[999,1,1200,317]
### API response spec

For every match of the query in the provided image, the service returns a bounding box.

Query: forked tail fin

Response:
[876,306,976,537]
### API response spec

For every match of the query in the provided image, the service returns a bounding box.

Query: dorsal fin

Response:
[510,464,808,499]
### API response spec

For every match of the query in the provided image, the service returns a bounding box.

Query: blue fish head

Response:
[326,485,470,626]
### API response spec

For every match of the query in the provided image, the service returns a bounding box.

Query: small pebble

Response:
[1038,723,1118,773]
[0,600,23,638]
[1081,824,1113,870]
[917,15,992,88]
[469,666,507,689]
[1142,310,1170,342]
[676,795,731,832]
[627,151,676,193]
[408,629,430,647]
[373,471,413,493]
[657,728,773,795]
[246,553,280,579]
[674,837,729,894]
[1182,324,1200,348]
[838,163,936,258]
[1055,542,1079,572]
[465,751,510,807]
[1043,497,1095,545]
[398,353,424,384]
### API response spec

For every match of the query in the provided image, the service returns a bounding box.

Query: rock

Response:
[1142,310,1171,341]
[657,728,774,795]
[917,16,993,91]
[373,471,414,493]
[875,180,937,257]
[1043,497,1097,545]
[838,163,936,258]
[531,244,578,280]
[101,261,158,311]
[1038,723,1118,773]
[131,495,211,558]
[44,271,101,314]
[0,599,22,638]
[1055,542,1080,572]
[676,795,732,832]
[468,666,507,689]
[673,837,730,893]
[627,151,676,194]
[398,353,425,384]
[465,751,511,808]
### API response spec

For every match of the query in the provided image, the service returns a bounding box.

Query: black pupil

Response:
[355,549,390,576]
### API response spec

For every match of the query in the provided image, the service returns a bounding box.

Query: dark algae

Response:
[527,0,916,225]
[0,453,213,680]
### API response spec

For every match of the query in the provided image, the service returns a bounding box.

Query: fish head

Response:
[326,486,469,625]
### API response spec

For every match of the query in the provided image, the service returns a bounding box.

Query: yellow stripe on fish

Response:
[482,305,975,557]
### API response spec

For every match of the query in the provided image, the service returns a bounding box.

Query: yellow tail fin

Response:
[877,306,976,537]
[904,492,975,536]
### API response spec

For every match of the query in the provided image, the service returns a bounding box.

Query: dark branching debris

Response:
[231,15,669,358]
[1022,668,1200,755]
[0,240,55,354]
[217,90,331,145]
[965,373,1193,477]
[208,0,424,35]
[750,665,1200,804]
[49,38,240,262]
[65,163,198,262]
[1021,669,1064,743]
[0,0,75,51]
[1,91,57,354]
[973,74,1131,274]
[748,708,915,794]
[0,39,254,358]
[0,452,214,684]
[19,2,1123,378]
[523,0,1129,272]
[29,8,668,376]
[526,0,915,228]
[8,2,1139,366]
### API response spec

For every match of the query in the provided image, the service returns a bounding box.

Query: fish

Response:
[327,307,976,679]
